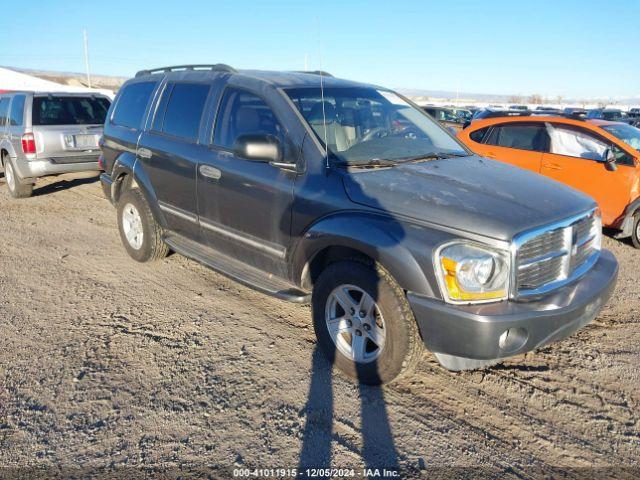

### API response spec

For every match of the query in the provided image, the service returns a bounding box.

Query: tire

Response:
[116,188,169,262]
[312,260,423,385]
[631,213,640,249]
[4,159,34,199]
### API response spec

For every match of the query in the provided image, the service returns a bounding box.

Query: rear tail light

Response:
[21,133,36,154]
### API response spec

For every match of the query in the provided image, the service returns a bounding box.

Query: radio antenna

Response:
[316,18,329,170]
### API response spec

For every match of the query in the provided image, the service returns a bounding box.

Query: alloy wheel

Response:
[325,284,386,363]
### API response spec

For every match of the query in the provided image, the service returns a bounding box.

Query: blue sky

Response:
[3,0,639,98]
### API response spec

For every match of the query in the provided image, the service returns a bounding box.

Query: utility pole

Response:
[83,29,92,88]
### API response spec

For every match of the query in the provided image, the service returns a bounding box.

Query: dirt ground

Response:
[0,172,638,479]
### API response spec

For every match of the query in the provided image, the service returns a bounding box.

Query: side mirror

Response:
[234,134,283,163]
[603,148,618,171]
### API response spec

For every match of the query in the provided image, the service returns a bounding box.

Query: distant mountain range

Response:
[397,88,640,107]
[6,66,639,106]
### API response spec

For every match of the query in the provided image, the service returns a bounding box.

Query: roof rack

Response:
[480,110,586,122]
[135,64,237,78]
[294,70,333,77]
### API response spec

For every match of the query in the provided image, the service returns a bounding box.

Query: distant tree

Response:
[556,95,564,105]
[529,94,543,104]
[507,95,523,104]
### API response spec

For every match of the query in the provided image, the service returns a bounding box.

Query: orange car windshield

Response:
[602,124,640,151]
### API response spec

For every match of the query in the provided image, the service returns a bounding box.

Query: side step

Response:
[163,233,311,304]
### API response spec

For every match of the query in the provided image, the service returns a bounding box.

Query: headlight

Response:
[436,242,510,303]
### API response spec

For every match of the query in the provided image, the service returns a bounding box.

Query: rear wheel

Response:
[311,260,422,385]
[631,213,640,249]
[4,159,33,198]
[117,188,169,262]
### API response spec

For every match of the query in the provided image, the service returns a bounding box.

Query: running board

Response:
[163,233,311,304]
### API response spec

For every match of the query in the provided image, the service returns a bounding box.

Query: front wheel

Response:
[117,188,169,262]
[312,260,423,385]
[631,213,640,249]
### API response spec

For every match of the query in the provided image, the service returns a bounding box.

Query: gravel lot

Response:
[0,172,638,478]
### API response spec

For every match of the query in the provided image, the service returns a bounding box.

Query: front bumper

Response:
[408,249,618,370]
[16,157,100,179]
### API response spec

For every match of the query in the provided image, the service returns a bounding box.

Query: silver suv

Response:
[0,91,111,198]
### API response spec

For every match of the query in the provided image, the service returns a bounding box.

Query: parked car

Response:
[563,107,588,118]
[509,105,529,111]
[0,91,111,198]
[586,108,628,121]
[421,106,465,132]
[458,114,640,246]
[100,65,617,383]
[629,108,640,118]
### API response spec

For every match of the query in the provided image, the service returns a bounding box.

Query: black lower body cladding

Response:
[408,250,618,370]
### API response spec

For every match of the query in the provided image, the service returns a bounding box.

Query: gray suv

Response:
[0,91,111,198]
[100,65,618,384]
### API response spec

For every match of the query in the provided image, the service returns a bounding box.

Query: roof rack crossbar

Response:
[294,70,334,77]
[135,64,237,77]
[480,111,586,121]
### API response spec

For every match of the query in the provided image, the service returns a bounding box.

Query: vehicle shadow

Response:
[32,174,100,197]
[295,164,405,476]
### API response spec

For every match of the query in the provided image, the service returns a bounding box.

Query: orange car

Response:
[458,114,640,247]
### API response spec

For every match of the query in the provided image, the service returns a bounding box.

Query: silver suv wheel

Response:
[325,284,386,363]
[5,161,16,193]
[121,203,144,250]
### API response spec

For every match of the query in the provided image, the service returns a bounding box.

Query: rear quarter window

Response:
[111,81,157,129]
[9,95,26,126]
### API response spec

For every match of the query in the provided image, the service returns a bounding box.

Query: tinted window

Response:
[160,83,210,141]
[112,81,156,129]
[9,95,26,126]
[469,127,489,143]
[214,89,283,149]
[33,96,111,126]
[485,124,547,152]
[0,98,9,127]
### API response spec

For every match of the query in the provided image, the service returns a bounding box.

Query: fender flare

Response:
[290,212,434,296]
[615,197,640,238]
[109,153,166,228]
[0,138,18,165]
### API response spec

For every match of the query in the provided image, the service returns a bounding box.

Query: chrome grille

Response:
[515,211,601,296]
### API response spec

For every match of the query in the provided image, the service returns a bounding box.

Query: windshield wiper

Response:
[336,158,398,169]
[394,152,471,164]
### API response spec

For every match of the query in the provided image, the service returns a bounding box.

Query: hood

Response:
[342,156,595,241]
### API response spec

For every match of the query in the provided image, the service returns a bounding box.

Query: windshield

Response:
[285,87,468,165]
[602,123,640,150]
[32,96,111,126]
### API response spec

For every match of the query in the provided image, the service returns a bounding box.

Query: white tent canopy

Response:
[0,67,114,98]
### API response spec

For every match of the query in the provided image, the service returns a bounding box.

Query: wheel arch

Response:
[110,153,165,228]
[292,213,435,296]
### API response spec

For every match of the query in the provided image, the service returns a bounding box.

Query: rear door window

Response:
[156,82,210,141]
[111,81,157,129]
[32,96,111,126]
[9,95,26,126]
[0,98,9,127]
[485,123,548,152]
[213,88,284,149]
